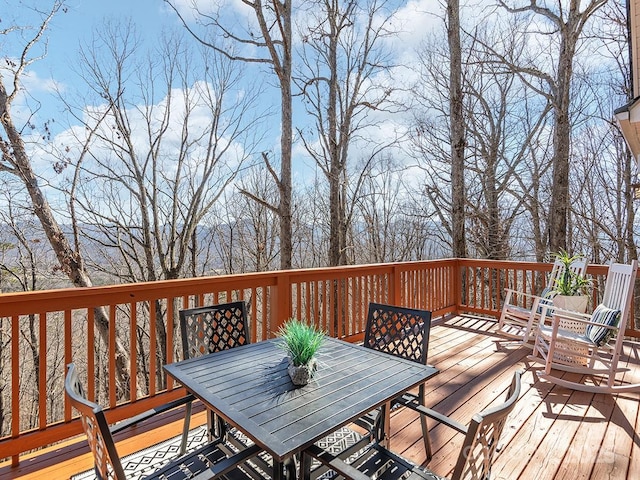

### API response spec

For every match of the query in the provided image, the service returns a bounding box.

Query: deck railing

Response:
[0,258,634,466]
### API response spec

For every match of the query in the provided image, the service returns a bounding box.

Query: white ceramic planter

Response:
[552,295,588,313]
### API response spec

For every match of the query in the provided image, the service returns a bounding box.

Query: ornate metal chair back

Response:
[179,301,249,360]
[364,302,431,364]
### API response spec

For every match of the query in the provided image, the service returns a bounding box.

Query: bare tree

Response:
[295,0,398,266]
[297,172,331,267]
[166,0,294,270]
[411,2,469,258]
[63,24,262,283]
[412,7,556,261]
[448,0,466,258]
[463,18,553,260]
[497,0,608,253]
[0,0,131,397]
[569,1,637,265]
[211,167,280,274]
[354,156,437,263]
[56,23,262,378]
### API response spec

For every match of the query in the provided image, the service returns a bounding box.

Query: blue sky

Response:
[21,1,175,123]
[4,0,444,193]
[46,0,171,56]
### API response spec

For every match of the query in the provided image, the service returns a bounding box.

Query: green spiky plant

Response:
[277,319,325,367]
[552,249,591,296]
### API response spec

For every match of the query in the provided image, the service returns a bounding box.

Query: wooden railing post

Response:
[454,258,463,314]
[392,264,401,305]
[272,271,292,336]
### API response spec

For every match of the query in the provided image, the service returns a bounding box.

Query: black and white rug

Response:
[72,425,365,480]
[71,425,209,480]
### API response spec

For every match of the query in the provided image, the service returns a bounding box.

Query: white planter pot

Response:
[552,295,588,313]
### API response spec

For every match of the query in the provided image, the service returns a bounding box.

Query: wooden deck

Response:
[2,315,640,479]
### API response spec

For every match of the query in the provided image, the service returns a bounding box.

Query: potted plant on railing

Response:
[551,250,591,313]
[277,318,325,386]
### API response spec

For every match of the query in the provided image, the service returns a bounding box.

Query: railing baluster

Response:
[130,302,138,401]
[39,311,47,430]
[11,314,19,467]
[149,300,157,397]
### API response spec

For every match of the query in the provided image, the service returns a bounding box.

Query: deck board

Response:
[2,315,640,480]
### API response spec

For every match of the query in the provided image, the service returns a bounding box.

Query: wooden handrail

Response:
[0,258,635,466]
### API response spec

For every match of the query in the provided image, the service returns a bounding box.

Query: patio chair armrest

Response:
[110,393,196,435]
[392,393,468,434]
[193,444,262,480]
[353,408,382,440]
[304,444,371,480]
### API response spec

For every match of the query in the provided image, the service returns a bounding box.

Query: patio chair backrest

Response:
[452,370,522,480]
[364,302,431,364]
[179,301,249,360]
[65,363,126,480]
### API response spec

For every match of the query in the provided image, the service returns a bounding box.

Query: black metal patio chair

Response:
[65,363,261,480]
[302,370,523,480]
[178,301,250,449]
[357,302,433,457]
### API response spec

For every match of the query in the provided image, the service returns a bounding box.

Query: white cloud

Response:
[163,0,257,28]
[385,0,444,56]
[20,69,61,95]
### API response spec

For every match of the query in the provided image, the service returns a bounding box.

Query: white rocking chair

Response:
[497,257,587,343]
[529,260,638,393]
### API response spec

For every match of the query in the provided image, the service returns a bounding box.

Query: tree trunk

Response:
[448,0,466,258]
[327,1,344,267]
[0,85,131,398]
[548,34,573,253]
[278,0,293,270]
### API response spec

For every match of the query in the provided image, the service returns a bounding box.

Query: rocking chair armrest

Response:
[504,289,548,302]
[392,394,468,434]
[548,306,590,320]
[535,303,584,326]
[538,307,588,330]
[503,290,552,314]
[544,308,620,333]
[110,393,196,435]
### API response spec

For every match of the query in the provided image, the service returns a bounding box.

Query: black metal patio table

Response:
[164,336,438,480]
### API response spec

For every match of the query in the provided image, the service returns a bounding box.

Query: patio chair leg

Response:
[418,385,432,461]
[179,400,192,455]
[421,414,432,461]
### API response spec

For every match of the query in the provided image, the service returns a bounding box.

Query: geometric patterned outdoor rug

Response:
[71,424,365,480]
[71,425,209,480]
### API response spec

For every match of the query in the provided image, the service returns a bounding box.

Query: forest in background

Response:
[1,1,634,295]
